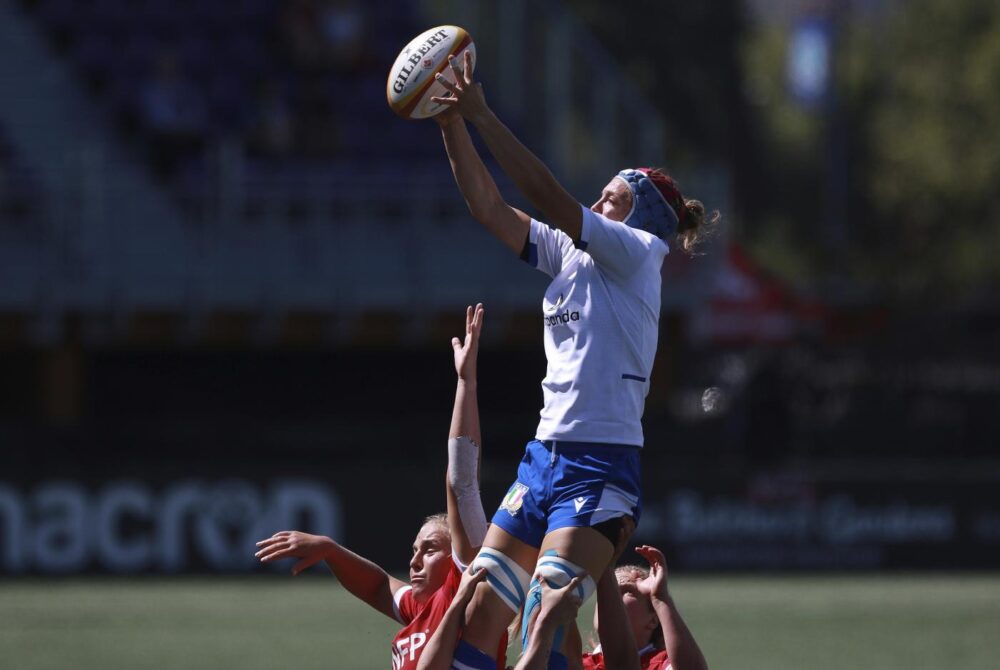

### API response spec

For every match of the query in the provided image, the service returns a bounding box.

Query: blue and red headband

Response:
[614,168,689,239]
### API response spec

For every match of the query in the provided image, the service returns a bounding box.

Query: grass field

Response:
[2,574,999,670]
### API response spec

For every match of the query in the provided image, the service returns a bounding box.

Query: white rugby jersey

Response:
[522,205,669,447]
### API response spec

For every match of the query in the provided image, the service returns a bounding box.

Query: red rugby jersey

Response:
[582,644,671,670]
[391,558,507,670]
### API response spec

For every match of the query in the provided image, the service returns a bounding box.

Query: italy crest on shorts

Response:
[500,482,529,516]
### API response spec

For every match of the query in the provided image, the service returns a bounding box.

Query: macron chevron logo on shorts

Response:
[573,496,588,513]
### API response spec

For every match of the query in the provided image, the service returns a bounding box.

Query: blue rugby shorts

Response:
[490,439,642,549]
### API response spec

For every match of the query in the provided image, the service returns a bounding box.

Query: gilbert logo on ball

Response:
[386,25,476,120]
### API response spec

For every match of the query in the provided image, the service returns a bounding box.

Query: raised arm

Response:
[593,569,641,670]
[436,109,530,254]
[255,530,406,622]
[433,51,582,241]
[594,520,640,670]
[636,546,709,670]
[447,304,489,565]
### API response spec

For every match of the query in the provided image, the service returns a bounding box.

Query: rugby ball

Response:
[386,25,476,120]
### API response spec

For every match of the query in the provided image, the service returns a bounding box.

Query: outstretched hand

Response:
[453,303,484,381]
[430,50,492,125]
[635,544,670,603]
[255,530,334,576]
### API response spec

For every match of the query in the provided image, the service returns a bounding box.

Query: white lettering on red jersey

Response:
[390,557,506,670]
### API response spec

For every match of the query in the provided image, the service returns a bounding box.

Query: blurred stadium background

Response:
[1,0,999,668]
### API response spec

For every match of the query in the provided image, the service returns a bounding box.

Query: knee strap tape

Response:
[520,552,596,649]
[470,548,531,613]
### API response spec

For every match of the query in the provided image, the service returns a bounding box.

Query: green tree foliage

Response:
[846,0,1000,297]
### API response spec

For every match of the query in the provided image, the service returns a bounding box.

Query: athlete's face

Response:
[593,577,658,648]
[409,523,452,603]
[590,178,633,222]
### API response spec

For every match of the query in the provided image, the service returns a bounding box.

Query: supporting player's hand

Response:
[430,50,492,125]
[635,545,670,604]
[454,566,488,608]
[254,530,335,576]
[452,303,484,381]
[536,575,584,630]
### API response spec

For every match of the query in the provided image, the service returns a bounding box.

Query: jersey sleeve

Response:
[578,205,668,279]
[520,217,577,278]
[392,584,416,625]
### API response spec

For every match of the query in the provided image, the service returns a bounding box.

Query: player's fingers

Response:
[258,533,288,545]
[462,50,473,85]
[256,533,284,546]
[643,545,665,564]
[448,53,464,80]
[452,336,462,351]
[256,543,290,561]
[434,73,460,94]
[254,536,285,550]
[429,95,458,106]
[256,546,284,561]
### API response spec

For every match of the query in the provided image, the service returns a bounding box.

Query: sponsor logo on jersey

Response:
[544,310,580,327]
[501,482,530,516]
[392,631,427,669]
[542,293,564,314]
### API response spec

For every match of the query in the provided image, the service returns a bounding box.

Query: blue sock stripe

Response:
[477,552,527,604]
[538,560,586,599]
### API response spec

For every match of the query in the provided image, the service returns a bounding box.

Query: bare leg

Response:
[539,526,614,578]
[461,524,539,657]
